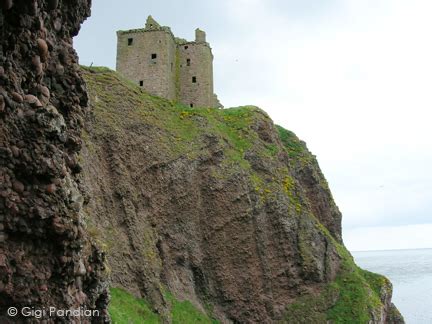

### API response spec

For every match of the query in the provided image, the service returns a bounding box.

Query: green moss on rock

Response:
[276,125,311,163]
[284,228,392,323]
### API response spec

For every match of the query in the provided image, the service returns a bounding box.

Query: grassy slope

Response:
[82,66,393,323]
[110,288,160,324]
[110,288,216,324]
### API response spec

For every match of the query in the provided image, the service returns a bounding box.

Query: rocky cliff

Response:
[80,67,404,323]
[0,1,109,322]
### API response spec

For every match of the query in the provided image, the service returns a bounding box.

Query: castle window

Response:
[127,38,133,46]
[190,103,194,107]
[171,63,173,71]
[184,45,188,49]
[139,80,143,87]
[151,53,157,59]
[187,59,191,66]
[192,76,197,83]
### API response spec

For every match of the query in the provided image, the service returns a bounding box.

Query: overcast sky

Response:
[75,0,432,251]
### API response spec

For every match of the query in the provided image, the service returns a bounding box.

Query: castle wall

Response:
[178,43,214,108]
[116,30,176,100]
[116,17,219,108]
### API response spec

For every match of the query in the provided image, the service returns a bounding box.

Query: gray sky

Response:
[75,0,432,251]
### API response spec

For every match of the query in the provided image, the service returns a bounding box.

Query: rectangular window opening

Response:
[187,59,191,66]
[190,103,194,107]
[184,45,189,49]
[127,38,133,46]
[192,76,197,83]
[171,63,173,71]
[151,53,157,59]
[139,80,143,87]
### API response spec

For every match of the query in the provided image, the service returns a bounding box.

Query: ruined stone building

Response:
[116,16,221,108]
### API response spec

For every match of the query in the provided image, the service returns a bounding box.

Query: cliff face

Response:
[0,1,109,322]
[81,68,403,323]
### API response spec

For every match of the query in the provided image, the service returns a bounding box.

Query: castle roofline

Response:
[177,40,212,49]
[117,16,210,49]
[117,26,174,37]
[117,16,174,37]
[116,30,211,49]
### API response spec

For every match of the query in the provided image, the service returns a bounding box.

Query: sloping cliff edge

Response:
[80,67,404,323]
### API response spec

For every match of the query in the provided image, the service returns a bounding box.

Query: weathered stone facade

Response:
[116,16,221,108]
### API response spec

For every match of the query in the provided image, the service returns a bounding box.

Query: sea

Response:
[352,248,432,324]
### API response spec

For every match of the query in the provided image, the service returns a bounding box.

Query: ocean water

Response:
[353,248,432,324]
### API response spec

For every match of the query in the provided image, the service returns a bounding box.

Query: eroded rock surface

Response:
[0,1,109,322]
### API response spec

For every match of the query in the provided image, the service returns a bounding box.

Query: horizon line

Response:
[350,247,432,253]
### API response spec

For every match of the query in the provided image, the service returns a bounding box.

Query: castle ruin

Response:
[116,16,221,108]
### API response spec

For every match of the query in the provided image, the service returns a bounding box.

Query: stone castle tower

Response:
[116,16,221,108]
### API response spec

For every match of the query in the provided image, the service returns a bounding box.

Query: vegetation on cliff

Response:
[80,66,403,323]
[110,288,216,323]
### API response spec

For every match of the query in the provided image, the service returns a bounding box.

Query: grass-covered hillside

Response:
[80,66,403,323]
[110,288,217,323]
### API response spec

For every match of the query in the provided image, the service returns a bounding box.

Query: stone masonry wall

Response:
[116,30,176,100]
[178,42,214,108]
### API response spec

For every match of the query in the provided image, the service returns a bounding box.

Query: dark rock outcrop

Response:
[0,1,109,322]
